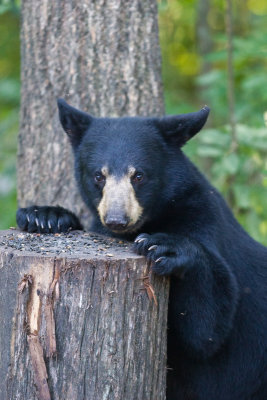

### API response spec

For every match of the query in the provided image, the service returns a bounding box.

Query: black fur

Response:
[17,100,267,400]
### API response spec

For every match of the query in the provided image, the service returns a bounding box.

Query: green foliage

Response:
[0,0,20,15]
[159,0,267,245]
[186,124,267,244]
[0,6,20,229]
[198,31,267,126]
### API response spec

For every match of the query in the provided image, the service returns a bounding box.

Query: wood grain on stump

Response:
[0,229,169,400]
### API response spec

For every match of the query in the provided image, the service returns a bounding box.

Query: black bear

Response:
[17,99,267,400]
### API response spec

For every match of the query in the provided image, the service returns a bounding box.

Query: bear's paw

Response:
[16,206,82,234]
[133,232,195,277]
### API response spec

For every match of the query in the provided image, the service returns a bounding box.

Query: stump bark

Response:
[0,229,169,400]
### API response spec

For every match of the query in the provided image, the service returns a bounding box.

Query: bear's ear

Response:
[57,98,93,147]
[155,106,210,146]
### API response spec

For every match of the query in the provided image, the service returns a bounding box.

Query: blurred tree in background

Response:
[0,0,267,244]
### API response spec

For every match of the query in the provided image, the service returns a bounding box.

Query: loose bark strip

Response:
[28,335,51,400]
[45,265,60,358]
[17,273,52,399]
[44,302,57,359]
[13,255,59,400]
[22,261,56,399]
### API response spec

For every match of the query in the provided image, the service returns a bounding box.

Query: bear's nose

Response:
[104,215,129,231]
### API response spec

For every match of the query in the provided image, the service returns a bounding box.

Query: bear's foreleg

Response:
[133,232,239,358]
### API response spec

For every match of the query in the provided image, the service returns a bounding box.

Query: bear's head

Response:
[57,99,209,234]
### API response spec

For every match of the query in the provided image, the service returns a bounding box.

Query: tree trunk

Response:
[0,229,169,400]
[17,0,164,229]
[196,0,213,76]
[196,0,213,112]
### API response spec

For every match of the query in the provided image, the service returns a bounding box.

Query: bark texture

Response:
[0,229,169,400]
[17,0,164,228]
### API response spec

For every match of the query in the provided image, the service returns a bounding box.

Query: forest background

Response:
[0,0,266,244]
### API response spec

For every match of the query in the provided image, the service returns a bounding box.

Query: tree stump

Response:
[0,229,169,400]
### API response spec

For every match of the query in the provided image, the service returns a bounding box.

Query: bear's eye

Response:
[132,172,144,183]
[94,172,105,183]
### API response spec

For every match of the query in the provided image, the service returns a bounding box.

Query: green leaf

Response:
[0,5,10,14]
[0,79,20,103]
[233,185,251,209]
[199,129,231,148]
[236,124,267,150]
[196,146,223,158]
[221,153,240,175]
